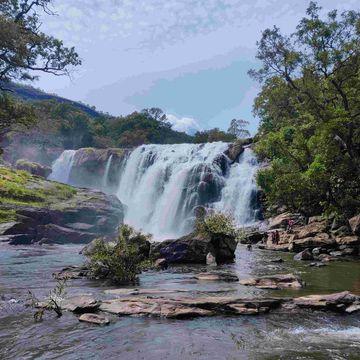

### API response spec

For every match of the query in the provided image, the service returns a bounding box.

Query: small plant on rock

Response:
[195,211,237,238]
[28,278,68,322]
[86,224,150,285]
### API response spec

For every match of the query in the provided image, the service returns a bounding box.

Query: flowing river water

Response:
[0,243,359,359]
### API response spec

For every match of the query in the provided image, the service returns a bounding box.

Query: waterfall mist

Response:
[49,143,260,240]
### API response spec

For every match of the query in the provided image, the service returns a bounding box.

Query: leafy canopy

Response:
[251,2,360,217]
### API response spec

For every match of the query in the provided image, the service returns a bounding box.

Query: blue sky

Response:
[36,0,359,134]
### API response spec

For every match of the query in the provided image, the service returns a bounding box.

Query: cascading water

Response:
[102,154,113,189]
[116,142,230,239]
[213,147,259,226]
[49,143,260,239]
[48,150,76,184]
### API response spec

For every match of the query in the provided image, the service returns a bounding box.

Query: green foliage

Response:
[193,128,236,143]
[251,2,360,217]
[86,224,149,285]
[195,211,237,238]
[0,167,76,207]
[28,278,68,321]
[0,208,16,223]
[0,0,80,86]
[228,119,250,139]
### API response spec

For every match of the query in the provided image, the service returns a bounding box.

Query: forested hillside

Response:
[252,2,360,218]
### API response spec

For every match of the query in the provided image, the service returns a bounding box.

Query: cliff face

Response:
[0,166,124,245]
[69,148,131,190]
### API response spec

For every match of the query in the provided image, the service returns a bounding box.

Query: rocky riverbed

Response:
[1,243,359,359]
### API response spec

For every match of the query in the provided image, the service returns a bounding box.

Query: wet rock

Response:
[270,258,284,263]
[195,272,239,282]
[329,251,344,257]
[78,313,110,325]
[293,291,359,312]
[349,215,360,235]
[61,296,100,313]
[240,274,303,289]
[150,231,237,264]
[294,249,313,261]
[224,139,252,162]
[15,159,52,178]
[100,296,282,318]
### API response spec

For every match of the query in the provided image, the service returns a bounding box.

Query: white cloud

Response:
[167,114,201,135]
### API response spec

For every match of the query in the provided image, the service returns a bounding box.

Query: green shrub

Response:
[86,224,150,285]
[195,211,237,238]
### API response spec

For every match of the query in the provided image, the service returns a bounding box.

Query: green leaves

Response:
[252,2,360,218]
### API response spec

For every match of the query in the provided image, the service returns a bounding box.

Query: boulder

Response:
[36,224,95,244]
[291,233,335,252]
[150,231,237,264]
[78,313,110,326]
[293,291,359,312]
[15,159,52,178]
[294,249,313,261]
[61,296,100,313]
[268,213,293,229]
[349,215,360,235]
[195,272,239,282]
[224,139,252,162]
[240,274,303,289]
[296,221,328,239]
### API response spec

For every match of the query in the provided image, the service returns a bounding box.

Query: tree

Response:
[0,0,81,88]
[193,128,236,143]
[227,118,250,138]
[141,108,167,122]
[251,2,360,217]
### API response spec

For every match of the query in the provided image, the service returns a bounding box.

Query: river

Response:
[1,243,359,359]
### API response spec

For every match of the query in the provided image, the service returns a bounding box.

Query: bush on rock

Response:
[86,225,151,284]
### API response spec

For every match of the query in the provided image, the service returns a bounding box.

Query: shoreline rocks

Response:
[240,274,303,289]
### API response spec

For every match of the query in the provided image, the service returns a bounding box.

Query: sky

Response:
[36,0,359,135]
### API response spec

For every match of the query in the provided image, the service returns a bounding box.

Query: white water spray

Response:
[102,154,113,189]
[50,143,260,239]
[48,150,76,184]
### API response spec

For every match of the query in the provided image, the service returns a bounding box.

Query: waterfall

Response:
[213,147,259,226]
[102,154,113,189]
[50,143,260,240]
[48,150,76,184]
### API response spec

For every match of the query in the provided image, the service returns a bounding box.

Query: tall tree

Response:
[227,118,250,138]
[251,2,360,217]
[0,0,81,88]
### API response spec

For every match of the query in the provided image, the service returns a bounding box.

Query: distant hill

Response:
[1,82,102,118]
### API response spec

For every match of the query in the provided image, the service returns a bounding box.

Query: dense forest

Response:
[252,2,360,219]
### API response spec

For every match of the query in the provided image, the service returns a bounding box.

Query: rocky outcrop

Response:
[149,231,237,264]
[225,138,253,163]
[349,215,360,235]
[53,291,360,322]
[15,159,52,178]
[69,148,130,189]
[78,313,110,325]
[240,274,303,289]
[0,169,124,245]
[258,212,359,259]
